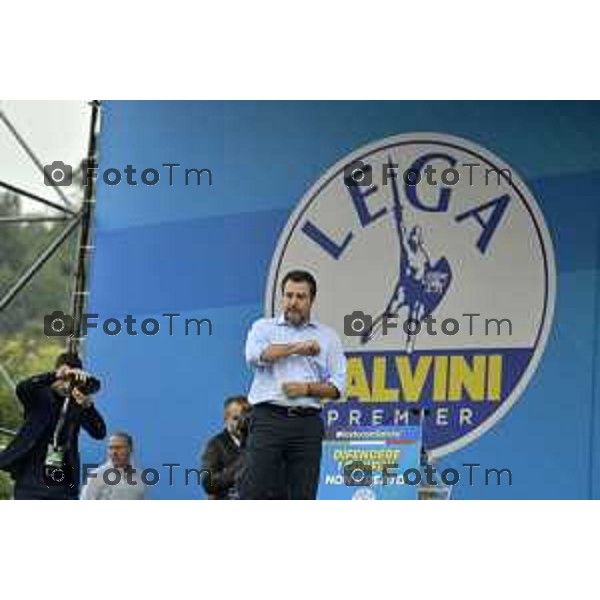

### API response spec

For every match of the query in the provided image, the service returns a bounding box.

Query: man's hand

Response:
[282,382,309,398]
[72,387,92,408]
[284,381,340,400]
[259,340,320,364]
[55,364,72,380]
[56,366,86,381]
[293,340,320,356]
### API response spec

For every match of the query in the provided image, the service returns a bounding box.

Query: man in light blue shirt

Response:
[240,269,346,500]
[80,432,146,500]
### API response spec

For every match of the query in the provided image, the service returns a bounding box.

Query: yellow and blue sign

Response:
[318,425,421,499]
[267,133,555,458]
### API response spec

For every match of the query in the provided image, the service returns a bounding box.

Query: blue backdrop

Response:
[84,101,600,499]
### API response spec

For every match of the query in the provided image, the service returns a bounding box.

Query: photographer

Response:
[0,352,106,500]
[200,395,250,499]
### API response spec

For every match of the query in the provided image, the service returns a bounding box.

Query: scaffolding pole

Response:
[68,101,101,356]
[0,214,82,313]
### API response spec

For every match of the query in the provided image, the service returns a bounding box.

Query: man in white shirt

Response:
[241,270,347,499]
[81,431,146,500]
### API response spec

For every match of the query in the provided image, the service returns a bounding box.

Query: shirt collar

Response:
[104,460,136,475]
[226,429,242,447]
[276,313,317,328]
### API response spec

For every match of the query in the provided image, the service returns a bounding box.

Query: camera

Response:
[344,160,372,187]
[65,371,101,396]
[43,161,73,186]
[344,311,373,337]
[42,445,74,488]
[344,460,373,487]
[44,310,74,337]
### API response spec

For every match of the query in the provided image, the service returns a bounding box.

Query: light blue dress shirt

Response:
[245,314,347,409]
[80,461,146,500]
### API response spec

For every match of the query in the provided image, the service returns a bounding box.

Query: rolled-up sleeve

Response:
[326,334,347,398]
[245,320,271,368]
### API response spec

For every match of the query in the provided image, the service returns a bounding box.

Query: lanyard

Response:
[52,393,72,450]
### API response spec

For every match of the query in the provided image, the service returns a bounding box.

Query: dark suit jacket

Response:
[200,429,243,499]
[0,372,106,499]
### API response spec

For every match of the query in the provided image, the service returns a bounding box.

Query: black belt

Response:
[260,403,322,417]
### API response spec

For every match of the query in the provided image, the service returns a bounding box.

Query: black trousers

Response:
[239,403,324,500]
[13,482,77,500]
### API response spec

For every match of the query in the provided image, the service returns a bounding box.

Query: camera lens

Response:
[351,468,365,482]
[351,318,364,333]
[51,468,65,483]
[68,372,101,395]
[51,318,65,333]
[51,168,65,183]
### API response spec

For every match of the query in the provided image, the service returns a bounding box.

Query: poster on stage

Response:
[318,425,421,500]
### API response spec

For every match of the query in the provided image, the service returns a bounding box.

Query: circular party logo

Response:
[266,133,556,458]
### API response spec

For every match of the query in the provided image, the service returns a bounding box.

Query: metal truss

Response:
[0,101,101,437]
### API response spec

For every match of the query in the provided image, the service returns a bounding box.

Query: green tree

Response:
[0,191,77,498]
[0,335,64,498]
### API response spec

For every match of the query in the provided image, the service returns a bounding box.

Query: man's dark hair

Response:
[55,352,83,370]
[224,395,249,410]
[281,270,317,299]
[111,431,134,451]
